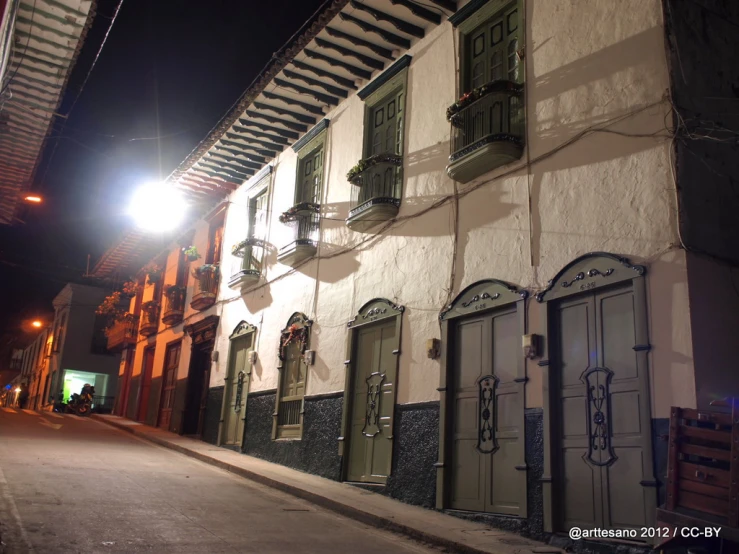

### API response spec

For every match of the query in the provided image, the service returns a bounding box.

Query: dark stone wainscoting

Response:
[444,407,545,539]
[202,386,224,445]
[242,390,343,481]
[385,401,440,508]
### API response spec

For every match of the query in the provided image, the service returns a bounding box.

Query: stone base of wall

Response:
[385,401,439,508]
[242,391,343,480]
[202,386,224,445]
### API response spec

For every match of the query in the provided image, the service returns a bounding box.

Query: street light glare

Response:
[31,320,42,328]
[24,195,42,203]
[128,182,187,233]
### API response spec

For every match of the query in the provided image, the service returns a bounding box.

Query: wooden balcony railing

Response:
[106,315,139,352]
[162,286,186,326]
[191,265,219,311]
[139,301,160,337]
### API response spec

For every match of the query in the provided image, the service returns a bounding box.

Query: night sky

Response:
[0,0,327,343]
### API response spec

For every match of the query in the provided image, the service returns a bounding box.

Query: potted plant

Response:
[182,246,201,262]
[142,262,162,285]
[121,280,141,298]
[96,292,127,329]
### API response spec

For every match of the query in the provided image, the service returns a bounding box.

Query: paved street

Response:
[0,408,439,554]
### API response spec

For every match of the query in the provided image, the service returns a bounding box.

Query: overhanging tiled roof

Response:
[0,0,95,225]
[92,0,458,278]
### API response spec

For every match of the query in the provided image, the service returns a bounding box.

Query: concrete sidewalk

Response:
[92,414,560,554]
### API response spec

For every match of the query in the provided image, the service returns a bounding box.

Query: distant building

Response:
[19,284,120,412]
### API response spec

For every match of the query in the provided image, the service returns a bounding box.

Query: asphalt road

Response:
[0,408,439,554]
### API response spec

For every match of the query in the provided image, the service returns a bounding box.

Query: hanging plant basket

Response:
[192,264,220,279]
[182,246,201,262]
[121,280,141,298]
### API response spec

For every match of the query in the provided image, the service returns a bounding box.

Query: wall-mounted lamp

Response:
[248,350,258,365]
[426,339,440,360]
[522,334,541,360]
[303,350,315,366]
[211,350,219,362]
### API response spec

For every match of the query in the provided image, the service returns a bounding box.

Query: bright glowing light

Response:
[128,182,187,233]
[24,195,42,203]
[14,387,21,393]
[31,320,42,328]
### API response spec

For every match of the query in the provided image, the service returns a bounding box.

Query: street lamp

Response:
[14,387,21,393]
[31,320,42,328]
[23,194,42,203]
[128,182,187,233]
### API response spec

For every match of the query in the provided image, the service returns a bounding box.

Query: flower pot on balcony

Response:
[346,154,403,232]
[139,301,160,337]
[191,265,220,310]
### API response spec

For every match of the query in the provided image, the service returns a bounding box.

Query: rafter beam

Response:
[428,0,457,12]
[232,125,289,145]
[390,0,441,24]
[292,60,357,90]
[220,138,277,158]
[339,12,410,49]
[325,27,393,60]
[206,152,263,170]
[304,49,371,80]
[249,106,312,130]
[274,77,339,106]
[227,131,285,153]
[212,144,268,165]
[349,0,424,38]
[261,91,324,115]
[283,70,348,98]
[238,119,299,140]
[314,37,384,70]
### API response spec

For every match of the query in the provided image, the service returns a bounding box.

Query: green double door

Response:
[347,320,397,484]
[221,333,253,447]
[451,307,525,515]
[554,285,655,532]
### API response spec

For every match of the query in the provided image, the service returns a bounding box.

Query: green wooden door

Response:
[555,285,654,532]
[347,320,397,484]
[467,5,520,90]
[451,307,524,515]
[222,333,253,446]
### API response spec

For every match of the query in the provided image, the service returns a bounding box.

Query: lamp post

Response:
[128,182,188,233]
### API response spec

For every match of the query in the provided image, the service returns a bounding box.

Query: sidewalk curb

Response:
[91,415,518,554]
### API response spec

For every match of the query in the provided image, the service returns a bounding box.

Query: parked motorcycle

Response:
[66,384,95,416]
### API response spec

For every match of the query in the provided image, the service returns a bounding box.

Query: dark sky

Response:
[0,0,327,343]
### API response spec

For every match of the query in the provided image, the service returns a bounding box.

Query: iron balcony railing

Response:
[191,265,220,310]
[448,80,524,162]
[229,238,264,288]
[277,398,302,427]
[162,286,186,325]
[280,209,319,251]
[348,155,403,220]
[106,315,139,352]
[139,301,160,337]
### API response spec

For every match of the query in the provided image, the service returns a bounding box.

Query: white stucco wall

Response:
[123,0,696,421]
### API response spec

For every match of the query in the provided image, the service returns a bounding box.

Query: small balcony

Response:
[228,239,263,291]
[191,265,220,311]
[346,154,402,232]
[162,286,186,326]
[139,301,160,337]
[106,315,138,352]
[446,80,524,184]
[278,203,319,267]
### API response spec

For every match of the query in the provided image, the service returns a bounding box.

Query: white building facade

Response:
[100,0,739,548]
